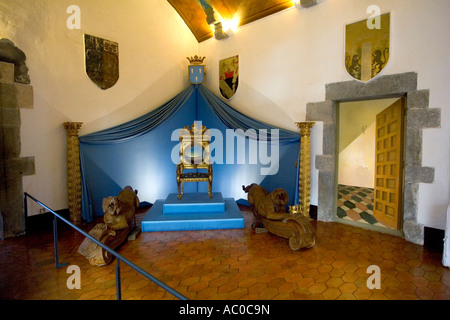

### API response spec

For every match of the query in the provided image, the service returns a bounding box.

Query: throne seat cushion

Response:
[180,172,210,180]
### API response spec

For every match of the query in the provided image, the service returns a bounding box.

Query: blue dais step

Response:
[142,197,244,232]
[163,192,225,214]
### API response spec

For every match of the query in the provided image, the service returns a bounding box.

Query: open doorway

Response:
[336,96,405,231]
[306,72,438,244]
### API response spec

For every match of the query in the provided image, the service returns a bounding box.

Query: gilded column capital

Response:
[295,121,315,136]
[63,122,83,136]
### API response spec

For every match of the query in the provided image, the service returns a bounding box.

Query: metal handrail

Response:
[24,192,188,300]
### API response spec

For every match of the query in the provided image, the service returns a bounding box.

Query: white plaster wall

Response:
[2,0,448,229]
[0,0,198,215]
[338,121,376,188]
[338,98,398,189]
[199,0,450,230]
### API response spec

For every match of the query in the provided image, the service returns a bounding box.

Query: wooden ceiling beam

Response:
[168,0,294,42]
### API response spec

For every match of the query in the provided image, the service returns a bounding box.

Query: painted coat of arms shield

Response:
[189,65,204,84]
[345,13,390,82]
[219,55,239,100]
[84,34,119,90]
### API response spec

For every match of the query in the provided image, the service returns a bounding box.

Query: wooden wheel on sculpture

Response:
[100,226,130,265]
[285,217,315,250]
[101,246,114,265]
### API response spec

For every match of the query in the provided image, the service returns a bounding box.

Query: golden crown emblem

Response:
[186,55,206,65]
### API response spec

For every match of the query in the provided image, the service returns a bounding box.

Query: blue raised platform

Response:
[142,193,244,232]
[163,192,225,214]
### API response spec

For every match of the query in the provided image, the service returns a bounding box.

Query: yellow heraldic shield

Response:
[84,34,119,90]
[345,13,390,82]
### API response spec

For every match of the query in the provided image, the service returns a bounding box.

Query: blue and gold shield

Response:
[187,55,206,84]
[189,65,204,84]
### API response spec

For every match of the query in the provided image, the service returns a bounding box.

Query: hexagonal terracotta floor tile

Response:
[1,209,449,301]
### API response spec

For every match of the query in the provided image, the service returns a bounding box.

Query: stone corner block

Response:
[5,156,35,178]
[1,107,20,127]
[315,155,334,172]
[317,171,336,222]
[0,82,18,109]
[407,108,441,130]
[306,101,335,122]
[402,183,418,221]
[403,220,424,245]
[405,165,434,184]
[407,90,429,109]
[0,62,14,84]
[15,83,33,109]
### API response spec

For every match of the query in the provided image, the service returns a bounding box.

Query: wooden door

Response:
[373,98,404,229]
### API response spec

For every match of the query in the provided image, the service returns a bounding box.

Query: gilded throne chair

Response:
[176,123,213,199]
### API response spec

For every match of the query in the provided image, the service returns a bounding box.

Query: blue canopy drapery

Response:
[79,84,301,222]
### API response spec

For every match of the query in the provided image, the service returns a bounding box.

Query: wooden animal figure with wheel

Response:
[243,184,315,250]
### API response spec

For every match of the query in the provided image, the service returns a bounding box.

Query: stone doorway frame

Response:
[305,72,441,245]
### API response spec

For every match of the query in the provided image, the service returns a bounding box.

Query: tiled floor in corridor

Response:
[1,205,449,300]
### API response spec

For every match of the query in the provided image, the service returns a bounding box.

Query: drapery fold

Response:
[79,84,301,222]
[79,86,195,144]
[198,85,299,143]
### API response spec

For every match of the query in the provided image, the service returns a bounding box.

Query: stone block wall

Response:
[0,61,35,238]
